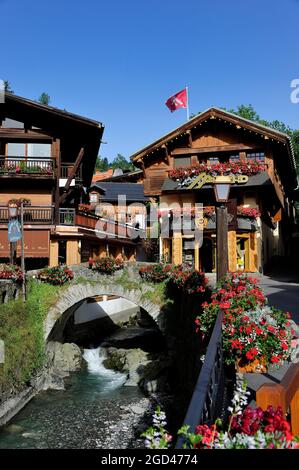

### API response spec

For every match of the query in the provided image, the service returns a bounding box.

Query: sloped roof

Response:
[4,92,103,129]
[103,169,143,182]
[92,169,114,182]
[90,182,147,201]
[130,107,296,177]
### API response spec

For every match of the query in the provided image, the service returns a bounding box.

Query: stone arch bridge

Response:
[44,263,164,341]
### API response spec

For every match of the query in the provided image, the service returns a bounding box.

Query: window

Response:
[230,154,240,162]
[6,143,51,159]
[174,156,191,167]
[247,152,265,162]
[209,157,219,165]
[27,143,51,158]
[7,143,26,157]
[90,193,98,203]
[244,191,257,207]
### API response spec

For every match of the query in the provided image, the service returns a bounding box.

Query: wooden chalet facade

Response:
[131,108,298,272]
[0,93,138,268]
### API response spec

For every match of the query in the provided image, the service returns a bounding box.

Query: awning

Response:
[0,229,50,257]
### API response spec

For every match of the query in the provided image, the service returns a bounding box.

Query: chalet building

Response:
[92,168,144,183]
[130,108,298,273]
[89,181,147,260]
[0,93,139,268]
[102,169,144,183]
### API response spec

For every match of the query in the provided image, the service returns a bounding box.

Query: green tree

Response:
[227,104,260,122]
[3,80,14,93]
[228,106,299,172]
[38,92,51,105]
[95,156,109,172]
[192,105,299,172]
[110,153,134,171]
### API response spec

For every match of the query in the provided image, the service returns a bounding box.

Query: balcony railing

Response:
[0,206,54,224]
[58,208,145,239]
[0,157,55,177]
[176,310,226,448]
[60,164,83,182]
[59,208,76,225]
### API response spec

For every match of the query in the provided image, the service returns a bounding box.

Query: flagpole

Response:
[186,85,190,121]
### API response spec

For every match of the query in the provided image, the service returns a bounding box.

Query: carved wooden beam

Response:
[162,144,170,165]
[186,130,192,148]
[171,143,259,155]
[0,129,53,140]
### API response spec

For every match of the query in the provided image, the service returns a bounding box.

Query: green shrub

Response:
[89,257,124,274]
[0,280,59,395]
[38,265,74,285]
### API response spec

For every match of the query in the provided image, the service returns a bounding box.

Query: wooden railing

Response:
[60,164,82,181]
[0,206,54,224]
[256,363,299,436]
[0,156,55,176]
[75,211,145,240]
[57,208,146,239]
[176,310,225,448]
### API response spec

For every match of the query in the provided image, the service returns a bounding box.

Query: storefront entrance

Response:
[201,236,215,273]
[237,235,250,271]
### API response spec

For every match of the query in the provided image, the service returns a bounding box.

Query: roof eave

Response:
[130,107,293,162]
[5,92,103,129]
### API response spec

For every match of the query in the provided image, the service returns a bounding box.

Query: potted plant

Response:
[8,198,31,207]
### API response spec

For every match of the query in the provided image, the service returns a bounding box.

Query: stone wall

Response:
[0,280,21,304]
[45,280,162,341]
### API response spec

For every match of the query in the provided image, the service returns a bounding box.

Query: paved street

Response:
[260,275,299,325]
[206,271,299,325]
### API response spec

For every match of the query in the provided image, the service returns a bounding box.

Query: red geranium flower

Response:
[220,301,231,310]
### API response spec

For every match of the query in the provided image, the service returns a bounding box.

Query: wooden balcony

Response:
[0,156,55,178]
[58,208,145,240]
[59,208,76,225]
[60,164,83,182]
[0,206,54,225]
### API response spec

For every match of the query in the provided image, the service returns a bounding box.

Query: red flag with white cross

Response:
[165,88,188,112]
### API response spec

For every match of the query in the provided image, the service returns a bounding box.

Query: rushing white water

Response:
[82,347,126,390]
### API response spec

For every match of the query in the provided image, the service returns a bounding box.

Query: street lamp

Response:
[213,176,231,203]
[213,176,231,282]
[7,201,26,301]
[8,203,18,264]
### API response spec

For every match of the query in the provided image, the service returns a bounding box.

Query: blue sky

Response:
[1,0,299,161]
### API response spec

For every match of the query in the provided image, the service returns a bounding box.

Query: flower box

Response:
[196,273,294,369]
[236,356,267,373]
